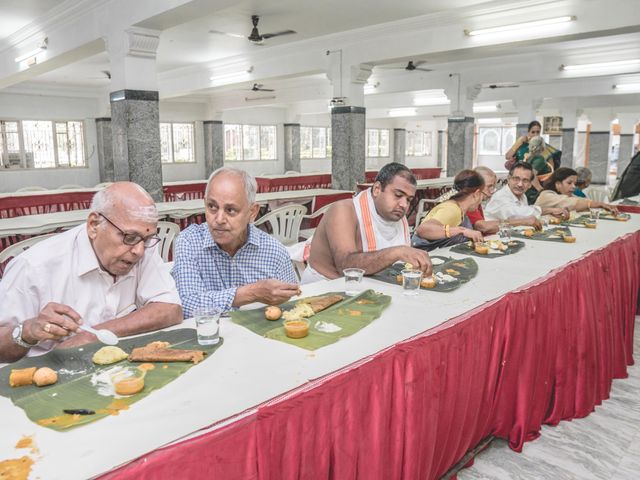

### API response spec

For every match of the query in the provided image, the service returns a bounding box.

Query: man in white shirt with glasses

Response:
[0,182,182,363]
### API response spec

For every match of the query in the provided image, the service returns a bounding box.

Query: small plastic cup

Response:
[401,269,422,296]
[343,268,365,297]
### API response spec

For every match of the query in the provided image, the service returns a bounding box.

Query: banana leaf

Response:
[371,256,478,292]
[230,289,391,351]
[511,226,573,242]
[0,329,222,431]
[598,212,632,221]
[561,215,596,227]
[450,240,525,258]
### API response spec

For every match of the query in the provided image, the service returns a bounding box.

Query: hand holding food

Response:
[22,302,82,345]
[252,279,301,305]
[397,246,432,276]
[462,228,484,243]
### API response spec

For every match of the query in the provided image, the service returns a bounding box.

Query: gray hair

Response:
[205,167,257,204]
[575,167,592,186]
[528,135,545,156]
[474,165,497,181]
[90,185,159,223]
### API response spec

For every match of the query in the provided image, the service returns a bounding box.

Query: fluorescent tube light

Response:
[14,38,48,63]
[465,16,575,36]
[613,83,640,92]
[473,104,500,113]
[388,108,417,117]
[209,65,254,82]
[561,59,640,72]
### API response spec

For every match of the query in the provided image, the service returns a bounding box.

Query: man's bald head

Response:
[90,182,158,222]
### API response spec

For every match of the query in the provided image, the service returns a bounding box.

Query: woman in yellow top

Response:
[535,167,619,213]
[413,170,485,251]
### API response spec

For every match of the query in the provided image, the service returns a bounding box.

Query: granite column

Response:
[617,134,634,177]
[587,131,611,184]
[331,106,366,190]
[560,128,575,168]
[203,120,224,177]
[447,117,475,175]
[284,123,301,173]
[95,118,114,182]
[110,90,163,201]
[393,128,406,165]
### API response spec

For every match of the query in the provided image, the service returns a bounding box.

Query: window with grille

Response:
[301,127,331,159]
[406,131,432,157]
[0,120,85,169]
[478,126,516,155]
[160,122,195,163]
[224,124,277,161]
[366,129,390,157]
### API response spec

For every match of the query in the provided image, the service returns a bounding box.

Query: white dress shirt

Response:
[484,185,542,221]
[0,224,181,356]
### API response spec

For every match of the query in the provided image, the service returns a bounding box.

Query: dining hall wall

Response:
[0,92,100,192]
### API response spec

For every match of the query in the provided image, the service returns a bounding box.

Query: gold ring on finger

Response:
[44,323,51,333]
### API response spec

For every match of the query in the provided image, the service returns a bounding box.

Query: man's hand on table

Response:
[56,331,96,350]
[251,279,301,305]
[397,246,433,277]
[22,302,81,345]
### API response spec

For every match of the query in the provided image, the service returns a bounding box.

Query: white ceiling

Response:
[2,0,640,118]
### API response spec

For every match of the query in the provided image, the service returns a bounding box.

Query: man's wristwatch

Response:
[12,323,37,349]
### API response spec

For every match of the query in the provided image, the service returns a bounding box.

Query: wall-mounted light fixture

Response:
[15,37,48,63]
[560,59,640,73]
[245,95,276,102]
[388,108,417,118]
[210,65,254,82]
[364,82,380,95]
[473,104,501,113]
[613,83,640,92]
[465,16,575,36]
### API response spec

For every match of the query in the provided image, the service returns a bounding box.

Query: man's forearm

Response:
[336,248,400,275]
[95,302,182,337]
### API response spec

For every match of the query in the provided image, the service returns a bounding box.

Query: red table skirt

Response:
[0,191,95,219]
[619,205,640,214]
[102,232,639,480]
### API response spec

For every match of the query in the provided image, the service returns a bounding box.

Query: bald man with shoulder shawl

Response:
[302,162,432,284]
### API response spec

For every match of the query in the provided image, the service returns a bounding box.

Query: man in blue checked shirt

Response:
[172,167,300,317]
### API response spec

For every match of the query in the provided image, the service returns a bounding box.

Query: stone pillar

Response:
[203,120,224,177]
[284,123,301,172]
[331,106,366,190]
[437,130,447,173]
[617,134,634,177]
[587,131,610,184]
[560,128,575,168]
[547,135,562,150]
[447,117,475,175]
[95,118,114,182]
[110,89,163,201]
[393,128,406,164]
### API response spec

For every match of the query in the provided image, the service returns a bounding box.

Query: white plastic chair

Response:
[57,184,85,190]
[0,234,57,267]
[299,204,332,240]
[16,186,47,192]
[95,182,114,189]
[585,187,610,203]
[414,198,438,227]
[156,221,181,262]
[254,204,307,246]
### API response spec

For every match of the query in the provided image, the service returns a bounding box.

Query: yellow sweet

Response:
[92,346,129,365]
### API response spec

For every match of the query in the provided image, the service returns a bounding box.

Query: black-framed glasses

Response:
[98,213,161,248]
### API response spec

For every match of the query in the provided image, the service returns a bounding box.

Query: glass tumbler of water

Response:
[590,208,600,222]
[343,268,365,296]
[499,222,512,242]
[401,269,422,296]
[194,307,221,345]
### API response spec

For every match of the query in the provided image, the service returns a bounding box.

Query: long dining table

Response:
[0,212,637,479]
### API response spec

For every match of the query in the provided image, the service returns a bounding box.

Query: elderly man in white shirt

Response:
[485,162,567,225]
[0,182,183,363]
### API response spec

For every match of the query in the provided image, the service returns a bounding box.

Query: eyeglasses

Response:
[509,175,532,185]
[98,213,161,248]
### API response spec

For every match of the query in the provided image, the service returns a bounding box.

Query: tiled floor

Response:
[459,317,640,480]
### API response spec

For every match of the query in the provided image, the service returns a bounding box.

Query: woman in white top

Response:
[535,167,618,213]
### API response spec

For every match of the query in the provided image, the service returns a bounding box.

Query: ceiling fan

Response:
[482,82,519,89]
[246,83,274,92]
[210,15,297,45]
[376,60,432,72]
[87,70,111,80]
